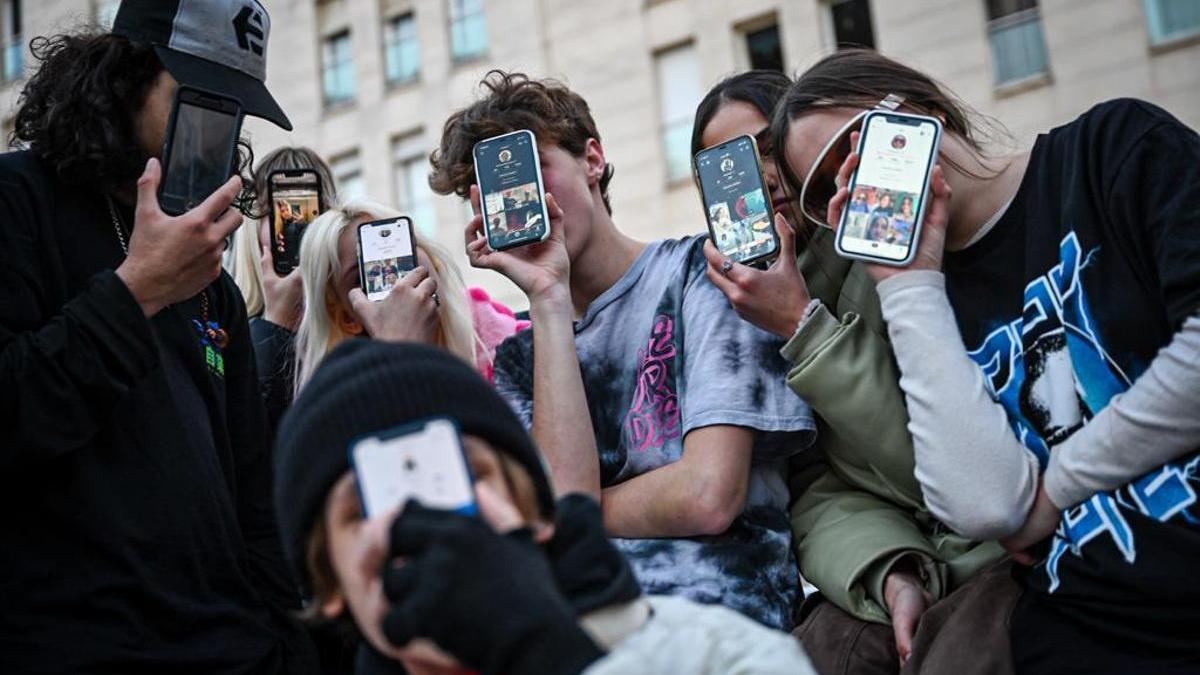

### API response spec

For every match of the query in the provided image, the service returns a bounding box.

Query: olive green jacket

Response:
[785,228,1003,624]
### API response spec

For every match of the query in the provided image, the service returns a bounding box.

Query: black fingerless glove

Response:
[544,494,643,615]
[380,502,604,675]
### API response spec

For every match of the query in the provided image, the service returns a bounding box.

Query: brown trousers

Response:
[793,561,1022,675]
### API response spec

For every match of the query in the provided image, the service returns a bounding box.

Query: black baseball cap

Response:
[111,0,291,131]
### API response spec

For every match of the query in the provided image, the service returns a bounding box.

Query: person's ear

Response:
[320,590,346,619]
[326,291,364,336]
[584,138,607,186]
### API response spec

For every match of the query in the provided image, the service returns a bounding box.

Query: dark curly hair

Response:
[429,70,615,214]
[11,31,256,213]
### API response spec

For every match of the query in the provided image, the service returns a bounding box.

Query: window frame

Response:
[448,0,488,63]
[1143,0,1200,48]
[383,12,421,88]
[322,29,357,108]
[985,3,1052,93]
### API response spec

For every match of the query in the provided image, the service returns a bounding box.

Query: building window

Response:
[1144,0,1200,46]
[655,43,703,184]
[1,0,22,83]
[744,22,785,72]
[449,0,488,61]
[322,30,356,106]
[986,0,1050,87]
[95,0,120,29]
[392,134,437,237]
[384,13,420,86]
[825,0,875,50]
[332,151,366,201]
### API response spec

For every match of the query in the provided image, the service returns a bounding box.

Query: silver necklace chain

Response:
[106,196,129,255]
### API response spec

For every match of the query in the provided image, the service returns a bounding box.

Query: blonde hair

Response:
[228,147,338,317]
[293,197,482,392]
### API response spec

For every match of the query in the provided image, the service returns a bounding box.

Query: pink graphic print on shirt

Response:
[623,314,681,452]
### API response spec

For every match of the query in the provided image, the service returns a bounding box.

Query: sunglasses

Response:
[798,94,905,229]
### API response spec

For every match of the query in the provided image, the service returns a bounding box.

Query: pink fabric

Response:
[468,286,530,382]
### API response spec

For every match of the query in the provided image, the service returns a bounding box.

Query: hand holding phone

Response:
[694,134,780,268]
[464,184,571,304]
[348,264,440,344]
[351,417,478,519]
[358,217,418,302]
[115,159,245,317]
[833,111,942,266]
[827,130,953,283]
[158,87,244,216]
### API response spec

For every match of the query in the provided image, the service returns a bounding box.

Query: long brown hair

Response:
[771,49,1009,205]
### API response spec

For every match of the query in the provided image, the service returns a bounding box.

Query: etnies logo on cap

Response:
[233,5,265,56]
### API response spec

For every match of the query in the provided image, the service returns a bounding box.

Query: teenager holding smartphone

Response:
[778,50,1200,673]
[695,71,1003,673]
[430,71,817,630]
[0,1,315,671]
[228,147,337,435]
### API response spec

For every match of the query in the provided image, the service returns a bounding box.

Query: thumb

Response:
[135,158,164,220]
[893,612,916,666]
[774,212,796,261]
[348,287,371,312]
[469,184,482,216]
[545,192,566,241]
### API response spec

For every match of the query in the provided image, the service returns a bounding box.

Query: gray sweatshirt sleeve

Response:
[875,271,1039,540]
[1042,314,1200,508]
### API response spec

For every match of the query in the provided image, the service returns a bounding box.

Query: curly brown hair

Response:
[429,70,614,214]
[12,31,257,213]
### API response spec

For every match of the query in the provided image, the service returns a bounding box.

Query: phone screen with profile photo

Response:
[473,130,550,251]
[358,217,416,303]
[838,112,940,263]
[351,417,477,519]
[269,171,322,275]
[695,135,778,265]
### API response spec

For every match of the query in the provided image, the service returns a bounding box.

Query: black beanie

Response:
[274,339,556,589]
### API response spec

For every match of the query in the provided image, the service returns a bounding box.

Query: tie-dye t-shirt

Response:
[494,236,817,629]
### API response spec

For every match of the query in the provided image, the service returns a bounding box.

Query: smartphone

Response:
[694,134,779,267]
[357,216,417,302]
[472,129,551,251]
[159,87,244,216]
[350,417,478,519]
[268,169,324,275]
[835,110,943,266]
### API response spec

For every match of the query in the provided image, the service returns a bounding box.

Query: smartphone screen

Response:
[270,171,322,275]
[837,112,941,264]
[473,130,550,251]
[351,417,478,519]
[695,135,778,265]
[358,217,416,302]
[160,91,242,215]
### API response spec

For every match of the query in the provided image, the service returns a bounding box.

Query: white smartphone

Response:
[473,129,551,251]
[357,216,417,303]
[835,110,942,266]
[350,417,478,519]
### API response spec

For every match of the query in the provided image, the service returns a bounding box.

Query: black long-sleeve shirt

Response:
[0,151,315,673]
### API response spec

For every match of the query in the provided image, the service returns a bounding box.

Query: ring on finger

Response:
[431,291,440,307]
[721,259,733,275]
